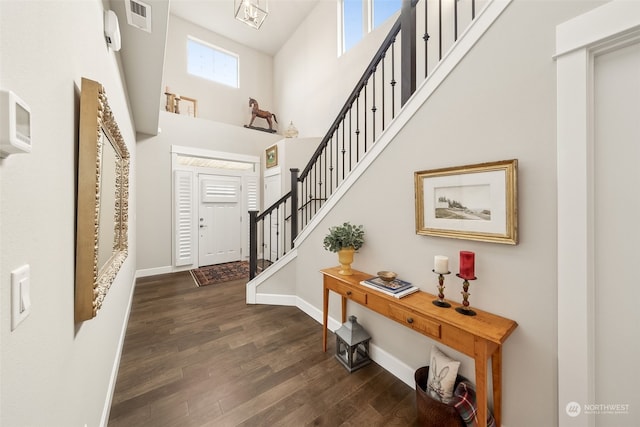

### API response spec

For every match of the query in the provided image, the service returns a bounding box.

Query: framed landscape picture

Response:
[414,159,518,244]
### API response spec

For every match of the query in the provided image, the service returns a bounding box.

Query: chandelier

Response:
[234,0,268,29]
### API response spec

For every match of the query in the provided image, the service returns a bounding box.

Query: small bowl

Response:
[377,271,397,282]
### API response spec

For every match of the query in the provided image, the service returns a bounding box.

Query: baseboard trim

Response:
[135,265,175,278]
[246,249,297,304]
[254,293,298,306]
[100,274,137,426]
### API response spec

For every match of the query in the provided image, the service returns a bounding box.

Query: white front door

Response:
[198,174,242,266]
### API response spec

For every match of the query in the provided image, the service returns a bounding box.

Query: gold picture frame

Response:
[414,159,518,244]
[75,78,130,322]
[266,144,278,168]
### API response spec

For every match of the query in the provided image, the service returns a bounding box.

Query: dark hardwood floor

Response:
[108,271,419,426]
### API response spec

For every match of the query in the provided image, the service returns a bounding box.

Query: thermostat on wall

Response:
[0,89,31,158]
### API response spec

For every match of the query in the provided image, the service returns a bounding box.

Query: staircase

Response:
[249,0,511,281]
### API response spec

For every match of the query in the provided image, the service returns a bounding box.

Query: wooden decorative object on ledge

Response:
[164,87,198,117]
[246,97,278,132]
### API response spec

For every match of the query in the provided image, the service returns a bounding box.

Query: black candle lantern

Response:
[335,315,372,373]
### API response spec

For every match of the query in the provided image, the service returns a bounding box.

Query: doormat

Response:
[190,261,249,287]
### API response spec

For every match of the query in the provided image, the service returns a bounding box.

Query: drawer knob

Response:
[346,291,352,296]
[407,317,414,324]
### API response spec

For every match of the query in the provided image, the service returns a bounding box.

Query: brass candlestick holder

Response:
[432,270,451,308]
[455,274,477,316]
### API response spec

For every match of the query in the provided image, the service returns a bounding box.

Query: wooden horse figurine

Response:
[248,98,278,131]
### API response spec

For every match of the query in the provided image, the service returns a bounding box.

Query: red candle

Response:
[459,251,475,279]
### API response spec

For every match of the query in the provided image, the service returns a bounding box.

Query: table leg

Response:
[474,338,489,427]
[341,296,347,323]
[492,346,503,426]
[323,285,329,352]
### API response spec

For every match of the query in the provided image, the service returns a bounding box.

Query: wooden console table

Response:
[321,267,517,427]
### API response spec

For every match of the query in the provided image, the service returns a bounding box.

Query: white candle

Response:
[434,255,449,274]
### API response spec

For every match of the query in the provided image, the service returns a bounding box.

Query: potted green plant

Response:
[323,222,364,275]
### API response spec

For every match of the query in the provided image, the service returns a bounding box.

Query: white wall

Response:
[269,137,320,193]
[163,14,274,129]
[261,1,607,426]
[0,1,137,426]
[273,1,397,137]
[136,112,280,272]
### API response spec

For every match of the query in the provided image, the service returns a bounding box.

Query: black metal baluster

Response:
[323,148,327,202]
[350,106,357,163]
[364,82,368,153]
[307,173,311,224]
[262,220,266,263]
[310,164,314,218]
[268,213,272,263]
[454,0,458,42]
[333,127,337,183]
[329,134,334,194]
[438,0,442,61]
[424,0,429,78]
[283,199,288,254]
[372,68,377,142]
[356,96,361,159]
[276,205,282,261]
[391,40,396,118]
[312,162,316,217]
[314,159,318,215]
[317,157,322,211]
[472,0,476,20]
[338,129,343,184]
[302,173,306,223]
[302,175,306,226]
[381,55,386,131]
[318,156,324,211]
[344,117,351,172]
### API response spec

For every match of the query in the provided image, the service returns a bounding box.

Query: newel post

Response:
[290,168,299,246]
[401,0,417,105]
[249,209,258,280]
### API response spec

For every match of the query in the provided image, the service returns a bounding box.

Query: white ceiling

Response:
[113,0,318,135]
[169,0,320,55]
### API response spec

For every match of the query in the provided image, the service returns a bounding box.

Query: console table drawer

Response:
[331,281,367,305]
[388,305,441,339]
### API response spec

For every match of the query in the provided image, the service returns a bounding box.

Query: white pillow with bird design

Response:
[427,346,461,404]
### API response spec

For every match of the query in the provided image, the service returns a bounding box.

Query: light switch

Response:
[11,264,31,330]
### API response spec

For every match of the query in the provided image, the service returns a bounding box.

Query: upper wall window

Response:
[340,0,401,55]
[373,0,401,28]
[187,37,239,88]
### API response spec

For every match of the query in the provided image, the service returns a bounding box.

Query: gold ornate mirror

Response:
[75,78,130,322]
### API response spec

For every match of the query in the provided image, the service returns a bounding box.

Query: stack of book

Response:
[360,276,420,299]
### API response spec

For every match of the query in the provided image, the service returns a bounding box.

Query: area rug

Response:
[190,261,249,287]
